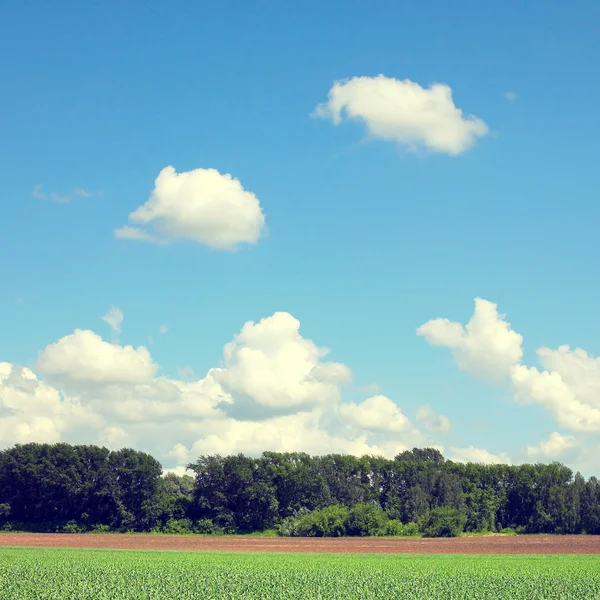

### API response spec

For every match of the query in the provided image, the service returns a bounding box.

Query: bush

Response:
[194,519,221,535]
[345,503,388,537]
[383,520,420,536]
[293,505,349,537]
[162,518,193,534]
[420,507,466,538]
[91,524,111,533]
[62,520,83,534]
[500,527,517,535]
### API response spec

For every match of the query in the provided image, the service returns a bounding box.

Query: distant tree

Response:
[396,448,445,464]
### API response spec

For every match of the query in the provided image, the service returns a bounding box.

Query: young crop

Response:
[0,548,599,599]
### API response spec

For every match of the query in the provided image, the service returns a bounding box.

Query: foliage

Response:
[162,518,194,534]
[291,504,349,537]
[420,507,467,538]
[1,549,600,599]
[2,443,600,536]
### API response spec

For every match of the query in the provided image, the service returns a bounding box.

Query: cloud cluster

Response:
[1,310,443,470]
[115,166,266,250]
[314,75,489,155]
[419,297,600,437]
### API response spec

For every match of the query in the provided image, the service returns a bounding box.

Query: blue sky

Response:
[1,1,599,474]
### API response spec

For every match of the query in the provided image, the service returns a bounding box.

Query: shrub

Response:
[420,507,466,538]
[345,503,388,536]
[194,519,220,535]
[62,520,83,534]
[162,518,194,534]
[383,520,420,536]
[91,524,111,533]
[294,505,349,537]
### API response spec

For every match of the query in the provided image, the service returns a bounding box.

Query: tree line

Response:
[0,443,599,536]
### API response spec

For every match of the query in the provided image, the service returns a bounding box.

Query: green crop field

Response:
[0,548,599,599]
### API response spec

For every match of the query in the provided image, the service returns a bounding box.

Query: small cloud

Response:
[102,306,124,339]
[114,226,162,244]
[115,166,266,250]
[361,383,381,395]
[449,445,511,465]
[504,91,518,102]
[314,75,489,155]
[16,296,23,304]
[177,366,196,381]
[527,432,576,458]
[416,404,451,433]
[32,185,101,204]
[148,336,155,345]
[159,324,168,334]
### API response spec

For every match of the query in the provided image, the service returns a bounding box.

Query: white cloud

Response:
[114,226,161,243]
[37,329,157,384]
[159,324,168,334]
[184,410,410,458]
[504,91,518,101]
[32,185,101,203]
[361,383,381,395]
[313,75,489,155]
[527,432,576,458]
[115,166,266,250]
[511,363,600,432]
[0,363,101,449]
[449,445,511,465]
[416,404,451,434]
[420,297,600,434]
[417,297,523,380]
[162,466,195,477]
[102,306,124,338]
[215,312,352,410]
[339,395,411,433]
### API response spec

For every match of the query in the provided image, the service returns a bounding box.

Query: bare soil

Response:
[0,533,599,554]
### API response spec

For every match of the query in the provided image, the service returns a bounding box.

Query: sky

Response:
[1,0,600,476]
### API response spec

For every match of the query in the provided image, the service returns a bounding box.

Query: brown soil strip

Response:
[0,533,599,554]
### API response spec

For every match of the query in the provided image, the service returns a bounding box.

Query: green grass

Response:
[1,548,599,599]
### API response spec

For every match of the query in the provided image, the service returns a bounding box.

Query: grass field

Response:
[1,548,600,599]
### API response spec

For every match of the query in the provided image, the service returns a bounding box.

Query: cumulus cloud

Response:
[216,312,352,412]
[102,306,124,338]
[313,75,489,155]
[32,185,101,204]
[504,91,518,101]
[417,297,523,380]
[115,166,266,250]
[339,395,411,433]
[527,432,577,458]
[159,324,168,334]
[184,410,410,458]
[420,297,600,434]
[449,445,511,465]
[37,329,157,384]
[0,363,101,449]
[416,404,451,434]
